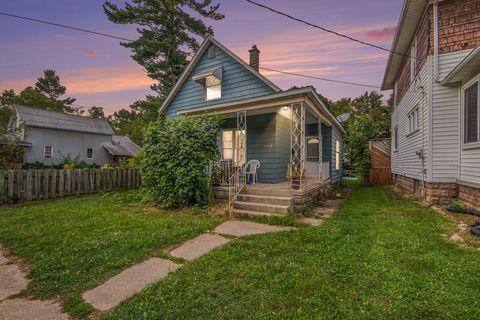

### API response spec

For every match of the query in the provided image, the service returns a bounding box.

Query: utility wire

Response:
[0,11,133,42]
[260,67,381,89]
[1,10,385,89]
[246,0,412,59]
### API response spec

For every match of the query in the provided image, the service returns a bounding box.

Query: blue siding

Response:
[220,113,288,183]
[165,44,276,117]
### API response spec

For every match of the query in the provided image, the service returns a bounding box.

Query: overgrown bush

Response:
[142,115,221,208]
[118,150,144,168]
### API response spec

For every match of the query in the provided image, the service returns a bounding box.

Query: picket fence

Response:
[0,168,141,204]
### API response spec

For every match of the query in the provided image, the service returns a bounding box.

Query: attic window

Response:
[192,67,223,101]
[208,46,215,59]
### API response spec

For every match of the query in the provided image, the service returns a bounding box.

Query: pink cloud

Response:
[84,50,97,57]
[365,26,396,40]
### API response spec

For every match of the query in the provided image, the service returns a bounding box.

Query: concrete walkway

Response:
[81,220,297,313]
[0,246,68,320]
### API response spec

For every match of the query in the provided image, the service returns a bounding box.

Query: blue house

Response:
[160,37,345,214]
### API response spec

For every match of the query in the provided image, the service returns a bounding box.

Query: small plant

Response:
[303,207,314,218]
[450,200,472,210]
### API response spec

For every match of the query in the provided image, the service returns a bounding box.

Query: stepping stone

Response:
[0,264,29,301]
[325,199,344,208]
[302,217,324,226]
[82,258,179,312]
[0,298,68,320]
[214,221,295,237]
[449,233,465,244]
[170,234,230,261]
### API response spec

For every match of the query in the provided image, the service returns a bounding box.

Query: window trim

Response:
[86,147,94,160]
[335,140,341,171]
[393,126,399,151]
[410,36,417,81]
[462,78,480,148]
[44,145,53,159]
[407,106,419,137]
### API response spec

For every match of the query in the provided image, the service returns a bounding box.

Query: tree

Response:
[103,0,224,96]
[142,115,221,208]
[35,69,76,111]
[87,106,106,119]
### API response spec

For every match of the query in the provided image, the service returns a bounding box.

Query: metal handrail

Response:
[228,164,246,213]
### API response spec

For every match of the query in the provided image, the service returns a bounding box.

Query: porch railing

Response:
[210,160,233,186]
[228,164,246,212]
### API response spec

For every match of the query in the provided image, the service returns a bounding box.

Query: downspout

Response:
[433,0,440,82]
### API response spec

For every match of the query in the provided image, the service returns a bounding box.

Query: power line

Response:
[0,10,384,90]
[245,0,411,59]
[0,11,133,42]
[260,67,381,89]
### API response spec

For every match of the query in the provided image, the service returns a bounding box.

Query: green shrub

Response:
[142,115,221,209]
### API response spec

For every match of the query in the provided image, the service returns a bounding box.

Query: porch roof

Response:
[442,45,480,85]
[176,86,346,134]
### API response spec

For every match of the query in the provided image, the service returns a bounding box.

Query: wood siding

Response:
[165,44,276,117]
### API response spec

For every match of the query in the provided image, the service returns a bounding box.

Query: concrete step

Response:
[243,187,292,197]
[232,209,286,218]
[236,194,292,206]
[233,201,290,214]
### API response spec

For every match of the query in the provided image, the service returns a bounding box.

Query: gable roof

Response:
[381,0,429,90]
[15,105,114,135]
[103,135,141,156]
[159,36,281,113]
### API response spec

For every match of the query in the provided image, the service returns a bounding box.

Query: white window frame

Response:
[407,106,419,136]
[44,145,53,159]
[220,129,246,164]
[394,126,399,151]
[335,140,341,171]
[410,36,417,81]
[86,147,94,160]
[205,75,221,101]
[462,76,480,148]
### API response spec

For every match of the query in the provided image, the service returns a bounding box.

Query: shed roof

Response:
[15,105,114,135]
[103,135,141,156]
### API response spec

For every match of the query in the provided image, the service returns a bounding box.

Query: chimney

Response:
[249,45,260,71]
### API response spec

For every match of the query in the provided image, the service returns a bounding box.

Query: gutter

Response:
[433,0,440,82]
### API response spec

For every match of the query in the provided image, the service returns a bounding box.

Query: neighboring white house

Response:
[382,0,480,205]
[11,105,140,166]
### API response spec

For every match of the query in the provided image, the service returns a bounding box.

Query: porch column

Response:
[290,103,305,189]
[236,111,247,167]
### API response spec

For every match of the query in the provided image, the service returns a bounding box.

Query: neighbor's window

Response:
[86,147,94,159]
[44,145,53,158]
[205,75,221,101]
[410,37,417,80]
[407,107,419,134]
[394,126,399,150]
[464,81,478,144]
[221,129,245,164]
[335,140,341,171]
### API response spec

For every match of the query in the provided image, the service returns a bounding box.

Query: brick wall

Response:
[393,174,415,193]
[438,0,480,53]
[396,57,411,105]
[459,184,480,207]
[425,182,459,205]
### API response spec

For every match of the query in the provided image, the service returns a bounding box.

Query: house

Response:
[382,0,480,205]
[160,36,345,214]
[11,105,140,166]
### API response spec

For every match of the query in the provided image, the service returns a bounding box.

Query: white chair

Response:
[245,160,260,184]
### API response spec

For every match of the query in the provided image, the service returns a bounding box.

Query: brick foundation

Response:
[393,174,459,205]
[292,183,333,213]
[459,184,480,208]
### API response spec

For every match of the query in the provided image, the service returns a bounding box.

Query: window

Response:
[464,82,478,144]
[410,37,417,80]
[335,140,341,171]
[44,145,53,158]
[205,75,221,100]
[306,137,320,162]
[394,126,398,150]
[86,147,94,159]
[221,129,245,164]
[407,107,419,134]
[208,46,215,59]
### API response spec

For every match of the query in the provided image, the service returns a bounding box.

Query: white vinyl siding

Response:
[391,56,429,181]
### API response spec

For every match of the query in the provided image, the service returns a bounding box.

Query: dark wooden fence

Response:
[0,168,141,204]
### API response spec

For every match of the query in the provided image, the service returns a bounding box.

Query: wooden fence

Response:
[0,168,141,204]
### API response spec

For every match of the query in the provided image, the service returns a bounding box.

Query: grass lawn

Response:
[105,187,480,320]
[0,190,221,318]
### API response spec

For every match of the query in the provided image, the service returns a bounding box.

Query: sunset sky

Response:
[0,0,403,114]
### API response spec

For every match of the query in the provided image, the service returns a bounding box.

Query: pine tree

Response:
[103,0,224,96]
[34,69,76,112]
